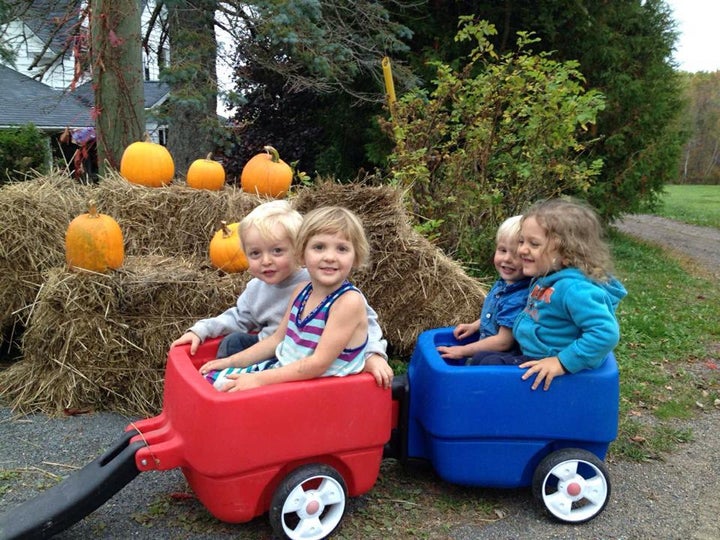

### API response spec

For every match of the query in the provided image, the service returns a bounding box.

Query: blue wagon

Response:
[388,326,619,524]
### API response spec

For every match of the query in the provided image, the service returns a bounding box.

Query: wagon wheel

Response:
[532,448,611,524]
[269,463,347,540]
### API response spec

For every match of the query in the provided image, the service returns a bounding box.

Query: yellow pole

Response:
[382,56,397,105]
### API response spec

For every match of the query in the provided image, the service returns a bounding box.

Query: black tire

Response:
[269,463,347,540]
[532,448,611,524]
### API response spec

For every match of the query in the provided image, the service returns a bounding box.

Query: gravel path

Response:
[1,214,719,539]
[614,214,720,277]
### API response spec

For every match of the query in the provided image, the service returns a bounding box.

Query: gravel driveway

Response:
[1,214,719,539]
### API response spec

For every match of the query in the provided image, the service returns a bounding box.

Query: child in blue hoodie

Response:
[468,198,627,391]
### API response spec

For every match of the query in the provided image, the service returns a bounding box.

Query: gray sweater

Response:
[189,268,388,358]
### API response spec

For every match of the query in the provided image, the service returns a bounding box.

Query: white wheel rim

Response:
[541,458,608,522]
[280,475,346,540]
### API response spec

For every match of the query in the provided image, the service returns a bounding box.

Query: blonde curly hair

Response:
[523,198,614,281]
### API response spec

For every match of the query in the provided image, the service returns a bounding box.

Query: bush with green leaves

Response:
[0,124,50,184]
[385,18,605,272]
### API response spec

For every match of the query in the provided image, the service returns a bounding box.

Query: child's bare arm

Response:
[438,326,515,359]
[363,353,393,389]
[200,306,290,377]
[519,356,566,390]
[225,292,366,392]
[453,320,480,340]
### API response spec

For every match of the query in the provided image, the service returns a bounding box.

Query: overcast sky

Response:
[665,0,720,72]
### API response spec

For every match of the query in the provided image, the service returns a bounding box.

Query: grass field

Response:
[655,184,720,228]
[610,183,720,459]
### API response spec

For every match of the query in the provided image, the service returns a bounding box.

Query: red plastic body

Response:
[128,339,392,523]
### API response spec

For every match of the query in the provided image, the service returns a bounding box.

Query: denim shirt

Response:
[478,277,532,338]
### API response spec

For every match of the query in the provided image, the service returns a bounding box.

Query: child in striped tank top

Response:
[200,206,371,392]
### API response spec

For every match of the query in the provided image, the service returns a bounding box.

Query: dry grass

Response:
[1,256,250,416]
[0,174,89,331]
[94,172,264,258]
[0,174,487,416]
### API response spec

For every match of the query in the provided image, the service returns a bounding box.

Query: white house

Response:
[0,0,169,143]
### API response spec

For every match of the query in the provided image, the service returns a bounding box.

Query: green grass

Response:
[654,184,720,228]
[610,230,720,460]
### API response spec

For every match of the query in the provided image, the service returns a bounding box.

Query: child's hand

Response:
[363,354,393,389]
[171,331,201,355]
[199,358,228,376]
[519,356,566,390]
[453,321,480,341]
[437,345,467,360]
[221,372,262,392]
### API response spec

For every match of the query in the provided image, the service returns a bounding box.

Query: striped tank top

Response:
[275,280,368,376]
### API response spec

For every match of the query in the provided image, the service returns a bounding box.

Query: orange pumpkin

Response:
[240,146,292,198]
[65,201,124,272]
[187,153,225,190]
[209,221,248,273]
[120,134,175,187]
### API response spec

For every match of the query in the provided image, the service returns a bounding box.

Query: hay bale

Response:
[293,182,488,355]
[0,174,90,336]
[0,256,250,416]
[2,178,488,416]
[94,172,263,258]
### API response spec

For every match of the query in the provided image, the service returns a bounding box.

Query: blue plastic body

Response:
[406,327,619,488]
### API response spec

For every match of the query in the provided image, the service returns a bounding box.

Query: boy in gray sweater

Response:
[171,200,392,388]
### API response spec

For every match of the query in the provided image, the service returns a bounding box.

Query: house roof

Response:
[0,64,171,131]
[0,64,93,130]
[73,79,170,109]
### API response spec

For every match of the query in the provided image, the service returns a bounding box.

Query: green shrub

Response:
[0,124,50,184]
[384,18,605,272]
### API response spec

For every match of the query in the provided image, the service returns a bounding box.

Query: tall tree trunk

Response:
[90,0,145,175]
[165,0,219,177]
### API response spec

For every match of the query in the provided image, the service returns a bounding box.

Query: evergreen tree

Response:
[392,0,685,219]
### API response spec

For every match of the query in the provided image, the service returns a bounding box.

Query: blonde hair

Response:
[523,198,613,281]
[239,200,303,249]
[296,206,370,268]
[496,215,523,244]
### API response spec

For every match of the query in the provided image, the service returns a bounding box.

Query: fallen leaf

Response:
[64,408,92,416]
[169,492,195,500]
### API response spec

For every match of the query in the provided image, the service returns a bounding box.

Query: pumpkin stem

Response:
[143,132,152,142]
[220,220,232,238]
[206,152,214,160]
[87,200,99,218]
[263,145,281,163]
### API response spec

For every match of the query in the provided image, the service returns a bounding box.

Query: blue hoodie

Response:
[513,268,627,373]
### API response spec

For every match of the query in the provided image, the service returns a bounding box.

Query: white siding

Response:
[1,20,77,89]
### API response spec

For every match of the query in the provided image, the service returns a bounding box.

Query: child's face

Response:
[302,232,356,291]
[242,224,298,285]
[493,236,524,283]
[517,216,562,277]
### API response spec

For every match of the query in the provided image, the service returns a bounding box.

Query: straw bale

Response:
[293,182,488,355]
[94,172,263,258]
[0,256,250,416]
[2,178,489,416]
[0,174,90,335]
